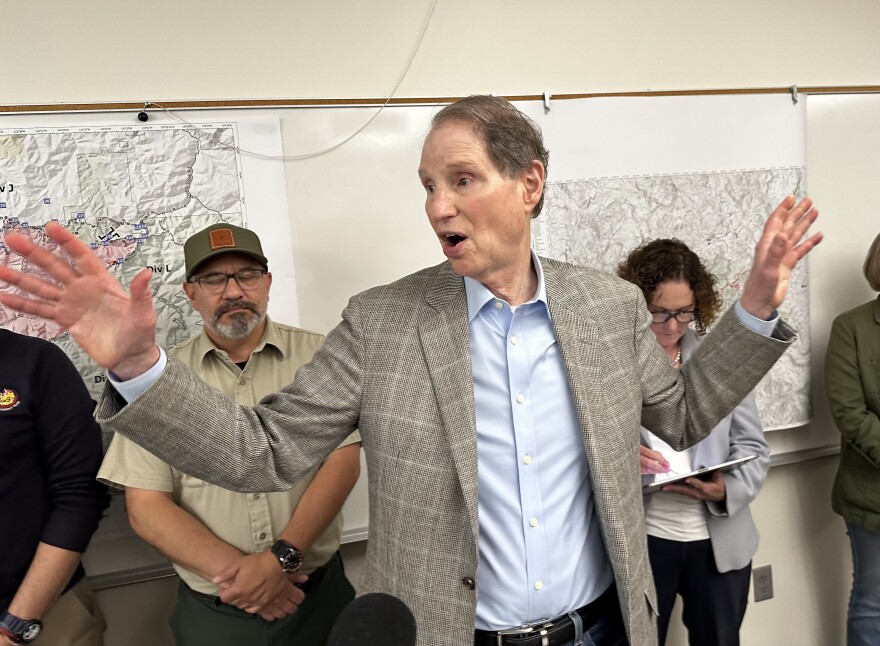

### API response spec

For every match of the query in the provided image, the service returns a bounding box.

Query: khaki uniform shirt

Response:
[98,318,361,595]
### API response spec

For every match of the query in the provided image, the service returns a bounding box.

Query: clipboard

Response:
[642,454,759,494]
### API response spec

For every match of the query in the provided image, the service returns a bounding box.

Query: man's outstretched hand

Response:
[740,195,823,320]
[0,222,161,379]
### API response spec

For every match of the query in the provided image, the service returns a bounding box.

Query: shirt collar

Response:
[463,251,548,322]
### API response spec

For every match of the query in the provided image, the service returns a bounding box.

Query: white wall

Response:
[9,2,878,644]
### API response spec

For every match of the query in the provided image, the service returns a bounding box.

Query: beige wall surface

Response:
[5,1,880,105]
[9,1,872,644]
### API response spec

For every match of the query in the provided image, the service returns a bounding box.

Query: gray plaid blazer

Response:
[97,258,790,646]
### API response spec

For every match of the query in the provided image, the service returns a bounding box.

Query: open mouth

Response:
[443,233,466,247]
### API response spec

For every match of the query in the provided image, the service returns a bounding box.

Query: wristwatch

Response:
[0,610,42,644]
[270,539,303,574]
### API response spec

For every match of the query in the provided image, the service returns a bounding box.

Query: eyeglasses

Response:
[188,268,267,294]
[648,308,697,324]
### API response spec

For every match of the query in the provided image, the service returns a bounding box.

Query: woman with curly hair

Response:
[618,238,770,646]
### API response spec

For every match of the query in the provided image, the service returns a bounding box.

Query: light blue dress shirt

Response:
[465,256,613,630]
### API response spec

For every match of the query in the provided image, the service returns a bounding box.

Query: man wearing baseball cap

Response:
[99,223,362,646]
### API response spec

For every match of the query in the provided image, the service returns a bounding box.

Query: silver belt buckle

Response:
[495,618,556,646]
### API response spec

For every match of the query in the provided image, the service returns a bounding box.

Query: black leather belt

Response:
[474,584,617,646]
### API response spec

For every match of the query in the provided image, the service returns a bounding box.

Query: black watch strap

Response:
[270,539,303,574]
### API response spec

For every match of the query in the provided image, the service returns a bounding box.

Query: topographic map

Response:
[532,167,810,429]
[0,124,246,397]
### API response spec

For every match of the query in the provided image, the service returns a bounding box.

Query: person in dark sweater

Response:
[0,329,109,645]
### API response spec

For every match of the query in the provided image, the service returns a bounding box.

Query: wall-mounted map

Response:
[532,167,809,430]
[0,117,295,399]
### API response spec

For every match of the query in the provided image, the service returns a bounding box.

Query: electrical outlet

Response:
[753,564,774,602]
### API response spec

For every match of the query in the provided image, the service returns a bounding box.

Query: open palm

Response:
[0,222,160,376]
[740,195,822,319]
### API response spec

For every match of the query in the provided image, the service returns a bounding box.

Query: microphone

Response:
[326,592,417,645]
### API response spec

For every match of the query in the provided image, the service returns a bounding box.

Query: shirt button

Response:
[516,393,525,404]
[529,517,538,527]
[253,494,261,499]
[258,532,267,540]
[523,454,532,465]
[462,577,476,590]
[535,581,544,590]
[510,336,519,345]
[494,301,504,309]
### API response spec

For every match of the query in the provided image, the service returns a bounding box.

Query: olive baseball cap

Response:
[184,223,268,279]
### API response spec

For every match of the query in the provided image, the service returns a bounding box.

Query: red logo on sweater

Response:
[0,389,20,410]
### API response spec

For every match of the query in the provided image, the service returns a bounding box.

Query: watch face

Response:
[279,548,303,573]
[271,540,303,574]
[21,622,41,641]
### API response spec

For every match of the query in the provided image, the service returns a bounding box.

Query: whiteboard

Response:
[785,94,880,460]
[245,95,821,461]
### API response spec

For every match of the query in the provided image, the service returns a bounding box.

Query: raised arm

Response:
[0,222,160,379]
[739,195,823,319]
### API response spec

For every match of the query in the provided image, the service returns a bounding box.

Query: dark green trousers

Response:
[170,551,354,646]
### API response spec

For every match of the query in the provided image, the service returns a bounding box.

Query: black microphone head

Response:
[326,592,417,646]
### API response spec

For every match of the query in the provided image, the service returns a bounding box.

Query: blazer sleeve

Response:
[825,311,880,467]
[95,296,366,493]
[706,392,769,518]
[639,305,791,453]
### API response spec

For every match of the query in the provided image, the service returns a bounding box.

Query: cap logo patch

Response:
[0,388,20,411]
[208,229,236,251]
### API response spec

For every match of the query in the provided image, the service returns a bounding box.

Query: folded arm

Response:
[214,442,361,614]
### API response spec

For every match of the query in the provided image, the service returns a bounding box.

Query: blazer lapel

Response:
[419,263,481,541]
[543,262,603,444]
[543,262,629,540]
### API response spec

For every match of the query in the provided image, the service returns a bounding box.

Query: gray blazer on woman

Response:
[643,329,770,572]
[97,258,792,646]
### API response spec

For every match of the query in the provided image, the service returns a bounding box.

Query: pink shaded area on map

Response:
[0,224,139,340]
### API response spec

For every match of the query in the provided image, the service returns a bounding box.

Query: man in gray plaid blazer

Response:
[0,96,821,646]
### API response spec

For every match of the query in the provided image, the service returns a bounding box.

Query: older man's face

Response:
[418,120,542,288]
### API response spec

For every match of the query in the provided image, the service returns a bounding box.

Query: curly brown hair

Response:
[617,238,722,335]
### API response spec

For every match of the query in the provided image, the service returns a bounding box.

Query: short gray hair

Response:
[431,95,550,218]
